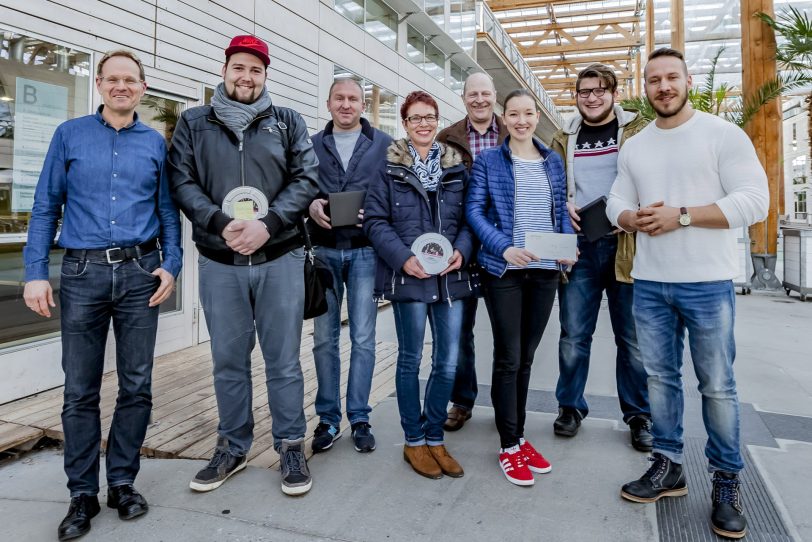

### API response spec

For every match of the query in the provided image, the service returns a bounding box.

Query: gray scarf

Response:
[211,82,273,141]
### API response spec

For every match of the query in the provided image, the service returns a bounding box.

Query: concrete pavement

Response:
[0,290,810,541]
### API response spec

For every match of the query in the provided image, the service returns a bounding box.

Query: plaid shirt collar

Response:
[467,115,500,158]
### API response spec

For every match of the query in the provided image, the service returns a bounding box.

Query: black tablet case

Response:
[328,190,366,227]
[578,196,614,242]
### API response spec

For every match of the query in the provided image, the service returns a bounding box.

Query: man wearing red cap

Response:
[168,35,319,496]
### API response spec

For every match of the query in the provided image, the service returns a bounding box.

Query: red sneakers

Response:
[520,438,552,474]
[499,445,534,486]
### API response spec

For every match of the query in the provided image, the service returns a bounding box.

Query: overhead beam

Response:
[528,53,636,67]
[670,0,685,51]
[504,15,642,34]
[497,5,637,25]
[645,0,654,55]
[519,36,640,56]
[488,0,636,10]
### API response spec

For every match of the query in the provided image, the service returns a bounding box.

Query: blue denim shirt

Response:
[24,108,182,281]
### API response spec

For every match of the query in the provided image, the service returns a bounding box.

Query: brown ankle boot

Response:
[403,445,442,479]
[428,445,464,478]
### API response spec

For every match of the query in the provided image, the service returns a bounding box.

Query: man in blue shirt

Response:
[23,50,182,541]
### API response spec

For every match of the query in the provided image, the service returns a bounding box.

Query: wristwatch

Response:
[679,207,691,227]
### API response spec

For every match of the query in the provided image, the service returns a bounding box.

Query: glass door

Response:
[135,91,197,354]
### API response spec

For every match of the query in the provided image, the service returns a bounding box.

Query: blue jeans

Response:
[312,246,377,427]
[557,236,649,422]
[633,279,743,473]
[199,249,307,455]
[449,296,478,410]
[392,300,463,445]
[60,250,161,497]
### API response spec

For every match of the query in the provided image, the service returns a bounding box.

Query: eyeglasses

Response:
[99,77,144,88]
[405,114,439,126]
[577,87,608,99]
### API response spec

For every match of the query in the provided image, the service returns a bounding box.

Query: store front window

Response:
[0,30,90,348]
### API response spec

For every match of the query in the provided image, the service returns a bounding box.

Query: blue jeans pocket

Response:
[61,258,89,278]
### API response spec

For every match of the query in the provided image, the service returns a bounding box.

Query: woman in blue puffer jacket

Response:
[466,89,576,487]
[364,91,477,481]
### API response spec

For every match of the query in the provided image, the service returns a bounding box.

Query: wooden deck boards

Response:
[0,302,402,463]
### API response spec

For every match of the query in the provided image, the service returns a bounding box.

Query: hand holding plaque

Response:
[222,186,269,220]
[410,233,453,276]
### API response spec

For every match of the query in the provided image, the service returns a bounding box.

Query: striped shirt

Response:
[467,116,500,158]
[509,156,557,270]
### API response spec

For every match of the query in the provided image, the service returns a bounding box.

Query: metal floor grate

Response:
[656,438,793,542]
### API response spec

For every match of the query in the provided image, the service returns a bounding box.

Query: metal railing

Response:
[476,1,563,127]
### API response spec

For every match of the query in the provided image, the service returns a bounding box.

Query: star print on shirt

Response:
[607,137,616,145]
[581,141,592,149]
[594,140,604,148]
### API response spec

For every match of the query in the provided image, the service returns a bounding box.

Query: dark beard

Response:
[577,102,614,124]
[649,90,689,119]
[227,87,259,105]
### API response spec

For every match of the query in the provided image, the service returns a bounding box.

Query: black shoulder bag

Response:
[300,217,333,319]
[274,106,334,319]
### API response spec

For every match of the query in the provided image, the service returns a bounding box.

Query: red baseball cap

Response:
[225,35,270,66]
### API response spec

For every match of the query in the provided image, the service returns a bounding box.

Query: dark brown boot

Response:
[403,445,442,479]
[443,406,472,432]
[428,445,464,478]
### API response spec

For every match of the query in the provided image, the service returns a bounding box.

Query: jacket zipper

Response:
[393,165,461,305]
[208,113,274,266]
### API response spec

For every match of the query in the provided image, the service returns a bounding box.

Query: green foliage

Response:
[619,95,655,121]
[621,8,812,130]
[757,6,812,73]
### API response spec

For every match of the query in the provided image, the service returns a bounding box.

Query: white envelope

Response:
[524,232,578,261]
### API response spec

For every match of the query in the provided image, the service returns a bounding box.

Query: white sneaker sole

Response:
[281,479,312,496]
[528,465,552,474]
[189,460,247,492]
[312,432,341,453]
[500,461,535,486]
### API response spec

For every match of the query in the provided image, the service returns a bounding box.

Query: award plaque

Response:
[411,233,453,275]
[222,186,269,220]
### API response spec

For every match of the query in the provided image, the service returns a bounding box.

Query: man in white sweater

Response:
[606,48,768,540]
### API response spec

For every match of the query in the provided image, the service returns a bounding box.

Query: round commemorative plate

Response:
[411,233,453,275]
[222,186,269,220]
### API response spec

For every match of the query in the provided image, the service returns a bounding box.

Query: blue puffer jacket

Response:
[363,139,478,304]
[466,136,573,277]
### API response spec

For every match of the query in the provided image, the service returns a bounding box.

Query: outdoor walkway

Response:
[0,318,399,469]
[0,290,810,541]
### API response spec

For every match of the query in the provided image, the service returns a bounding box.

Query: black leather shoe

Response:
[57,495,100,541]
[553,407,582,437]
[711,471,747,539]
[621,452,688,503]
[629,416,654,452]
[107,484,149,520]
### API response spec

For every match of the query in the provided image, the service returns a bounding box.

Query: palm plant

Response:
[755,6,811,159]
[621,7,811,130]
[141,96,181,143]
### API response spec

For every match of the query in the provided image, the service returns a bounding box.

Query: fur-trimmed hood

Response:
[386,139,464,170]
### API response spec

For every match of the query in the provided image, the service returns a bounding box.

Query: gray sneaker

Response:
[279,438,312,496]
[190,438,247,492]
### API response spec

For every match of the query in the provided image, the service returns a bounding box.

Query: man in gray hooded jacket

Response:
[549,64,652,451]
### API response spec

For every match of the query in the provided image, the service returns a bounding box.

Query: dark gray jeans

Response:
[198,248,306,455]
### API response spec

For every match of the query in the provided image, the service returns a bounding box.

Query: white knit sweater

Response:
[606,111,769,283]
